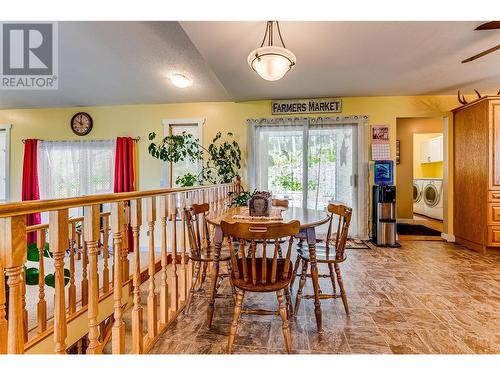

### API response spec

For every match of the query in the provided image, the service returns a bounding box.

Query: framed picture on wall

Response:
[396,140,400,164]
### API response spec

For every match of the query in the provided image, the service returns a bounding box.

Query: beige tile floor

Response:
[149,240,500,354]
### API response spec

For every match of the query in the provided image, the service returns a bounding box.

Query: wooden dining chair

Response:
[221,220,301,354]
[291,203,352,316]
[184,203,233,314]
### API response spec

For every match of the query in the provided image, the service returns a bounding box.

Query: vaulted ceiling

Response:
[0,21,499,109]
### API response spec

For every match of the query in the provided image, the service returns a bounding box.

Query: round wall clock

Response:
[70,112,93,136]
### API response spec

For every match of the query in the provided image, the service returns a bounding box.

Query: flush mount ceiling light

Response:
[247,21,296,82]
[168,73,191,88]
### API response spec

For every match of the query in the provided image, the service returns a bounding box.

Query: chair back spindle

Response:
[221,221,300,289]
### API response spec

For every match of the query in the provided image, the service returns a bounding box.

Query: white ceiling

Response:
[0,21,499,109]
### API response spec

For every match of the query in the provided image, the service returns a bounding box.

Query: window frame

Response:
[161,118,205,187]
[0,124,11,202]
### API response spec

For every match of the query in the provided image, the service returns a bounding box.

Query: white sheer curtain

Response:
[247,116,369,239]
[38,140,116,218]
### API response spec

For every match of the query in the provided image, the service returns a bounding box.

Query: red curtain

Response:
[114,137,135,252]
[22,139,41,244]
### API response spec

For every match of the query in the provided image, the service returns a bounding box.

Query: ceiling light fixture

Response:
[247,21,296,82]
[169,73,191,88]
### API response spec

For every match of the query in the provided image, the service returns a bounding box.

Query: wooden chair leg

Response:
[200,262,208,286]
[184,261,201,315]
[277,289,292,354]
[226,260,237,301]
[227,289,245,354]
[207,258,220,328]
[284,285,293,318]
[293,260,308,316]
[290,255,301,292]
[334,263,349,315]
[327,263,337,294]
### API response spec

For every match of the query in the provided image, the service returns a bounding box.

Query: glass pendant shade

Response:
[247,46,296,81]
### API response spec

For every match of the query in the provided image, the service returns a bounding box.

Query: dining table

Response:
[205,205,330,332]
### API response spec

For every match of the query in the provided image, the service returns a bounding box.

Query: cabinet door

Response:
[490,101,500,190]
[429,136,443,162]
[421,141,430,163]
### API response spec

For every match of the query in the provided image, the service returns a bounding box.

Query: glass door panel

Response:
[260,128,304,207]
[307,125,355,210]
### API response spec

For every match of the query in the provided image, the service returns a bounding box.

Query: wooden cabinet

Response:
[421,135,443,163]
[453,96,500,253]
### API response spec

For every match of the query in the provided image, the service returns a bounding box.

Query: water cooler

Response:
[372,185,400,247]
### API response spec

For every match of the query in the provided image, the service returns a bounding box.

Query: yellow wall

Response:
[413,133,444,179]
[0,95,460,233]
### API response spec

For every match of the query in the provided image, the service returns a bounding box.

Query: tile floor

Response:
[149,241,500,354]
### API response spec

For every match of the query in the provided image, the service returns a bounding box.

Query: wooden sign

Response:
[271,98,342,115]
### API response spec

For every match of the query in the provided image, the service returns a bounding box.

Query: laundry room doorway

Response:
[395,117,447,240]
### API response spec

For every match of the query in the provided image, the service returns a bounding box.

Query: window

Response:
[0,124,11,202]
[248,117,369,239]
[38,140,115,217]
[161,118,204,187]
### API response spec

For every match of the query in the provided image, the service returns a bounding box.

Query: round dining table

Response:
[205,205,330,332]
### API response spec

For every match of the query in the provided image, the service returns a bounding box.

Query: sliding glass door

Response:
[251,123,357,210]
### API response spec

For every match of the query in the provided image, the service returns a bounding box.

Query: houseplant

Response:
[148,131,242,185]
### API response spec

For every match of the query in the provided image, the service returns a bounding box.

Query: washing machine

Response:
[413,179,425,215]
[423,179,443,220]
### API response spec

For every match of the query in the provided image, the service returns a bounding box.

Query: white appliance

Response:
[422,179,443,220]
[413,179,425,215]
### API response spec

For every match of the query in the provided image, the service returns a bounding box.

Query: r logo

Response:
[2,23,53,75]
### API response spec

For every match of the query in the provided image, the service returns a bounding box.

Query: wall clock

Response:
[71,112,93,136]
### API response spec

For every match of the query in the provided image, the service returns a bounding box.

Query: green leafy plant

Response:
[148,131,242,186]
[24,242,70,288]
[228,189,256,207]
[175,173,197,187]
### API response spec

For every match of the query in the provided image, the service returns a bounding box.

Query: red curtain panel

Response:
[22,139,41,244]
[114,137,135,252]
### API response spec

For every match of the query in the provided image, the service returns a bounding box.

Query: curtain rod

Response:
[22,137,140,144]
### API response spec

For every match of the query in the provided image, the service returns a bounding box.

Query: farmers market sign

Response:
[271,98,342,115]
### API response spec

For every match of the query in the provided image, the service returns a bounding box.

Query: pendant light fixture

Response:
[247,21,296,82]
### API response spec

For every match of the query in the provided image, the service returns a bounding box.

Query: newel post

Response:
[111,201,125,354]
[49,209,69,354]
[84,205,101,354]
[130,198,144,354]
[0,216,26,354]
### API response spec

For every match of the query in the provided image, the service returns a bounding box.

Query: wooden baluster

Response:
[49,210,69,354]
[121,202,130,282]
[130,199,143,354]
[102,215,110,293]
[37,229,47,332]
[68,223,77,314]
[84,205,101,354]
[169,194,179,313]
[81,235,89,307]
[146,197,158,339]
[179,193,188,303]
[0,216,26,354]
[159,195,169,325]
[0,263,6,354]
[21,258,28,343]
[76,231,82,260]
[111,202,125,354]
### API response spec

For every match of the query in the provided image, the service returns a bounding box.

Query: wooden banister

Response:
[0,181,241,355]
[0,184,236,218]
